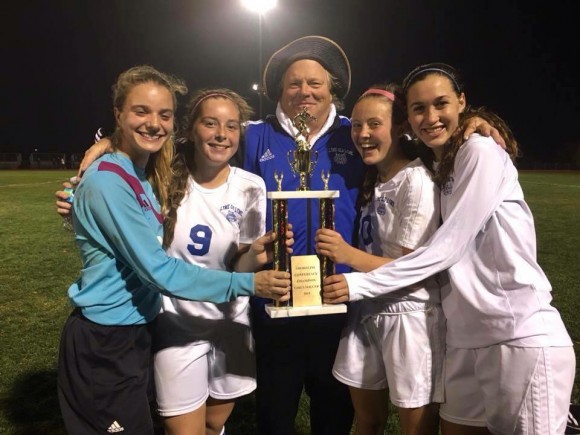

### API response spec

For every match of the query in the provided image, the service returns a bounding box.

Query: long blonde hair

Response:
[110,65,188,214]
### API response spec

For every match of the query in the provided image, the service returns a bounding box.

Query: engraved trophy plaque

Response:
[266,108,346,318]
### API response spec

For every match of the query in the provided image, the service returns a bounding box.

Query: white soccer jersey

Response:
[345,135,572,349]
[358,158,440,302]
[160,166,266,333]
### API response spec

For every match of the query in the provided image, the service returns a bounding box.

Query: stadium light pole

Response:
[242,0,277,119]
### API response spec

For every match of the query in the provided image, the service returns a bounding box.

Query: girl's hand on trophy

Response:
[285,223,294,254]
[315,228,352,265]
[278,222,294,255]
[254,270,291,301]
[251,224,294,265]
[322,274,350,304]
[249,232,276,266]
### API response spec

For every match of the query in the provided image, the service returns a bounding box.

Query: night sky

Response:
[4,0,578,164]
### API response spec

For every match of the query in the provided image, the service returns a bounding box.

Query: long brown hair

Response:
[110,65,188,213]
[436,107,520,185]
[163,89,253,248]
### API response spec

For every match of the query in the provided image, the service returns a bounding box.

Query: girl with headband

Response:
[322,63,575,434]
[315,83,444,435]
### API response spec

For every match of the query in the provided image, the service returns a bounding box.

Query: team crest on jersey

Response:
[442,177,454,195]
[220,203,243,224]
[327,146,355,165]
[375,195,393,215]
[333,152,347,165]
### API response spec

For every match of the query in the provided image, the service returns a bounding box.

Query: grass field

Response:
[0,169,578,434]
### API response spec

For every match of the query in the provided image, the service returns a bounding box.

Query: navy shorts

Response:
[57,309,155,434]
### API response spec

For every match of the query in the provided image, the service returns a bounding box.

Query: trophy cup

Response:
[266,108,347,318]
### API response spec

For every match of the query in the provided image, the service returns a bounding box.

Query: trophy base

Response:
[268,190,340,200]
[265,303,347,318]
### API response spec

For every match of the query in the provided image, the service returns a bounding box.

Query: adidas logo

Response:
[107,420,125,433]
[259,149,275,162]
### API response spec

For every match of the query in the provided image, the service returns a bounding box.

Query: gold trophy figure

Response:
[287,108,318,191]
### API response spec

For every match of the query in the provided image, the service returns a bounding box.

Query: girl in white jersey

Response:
[322,63,575,435]
[153,89,290,435]
[315,84,444,435]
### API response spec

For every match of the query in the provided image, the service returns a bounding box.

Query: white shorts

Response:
[440,345,576,434]
[153,318,257,417]
[332,300,445,408]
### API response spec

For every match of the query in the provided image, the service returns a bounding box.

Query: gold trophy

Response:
[266,108,346,318]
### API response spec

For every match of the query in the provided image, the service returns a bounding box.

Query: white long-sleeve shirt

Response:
[346,135,572,349]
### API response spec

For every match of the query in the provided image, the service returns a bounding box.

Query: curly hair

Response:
[109,65,188,214]
[434,107,520,186]
[162,89,253,248]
